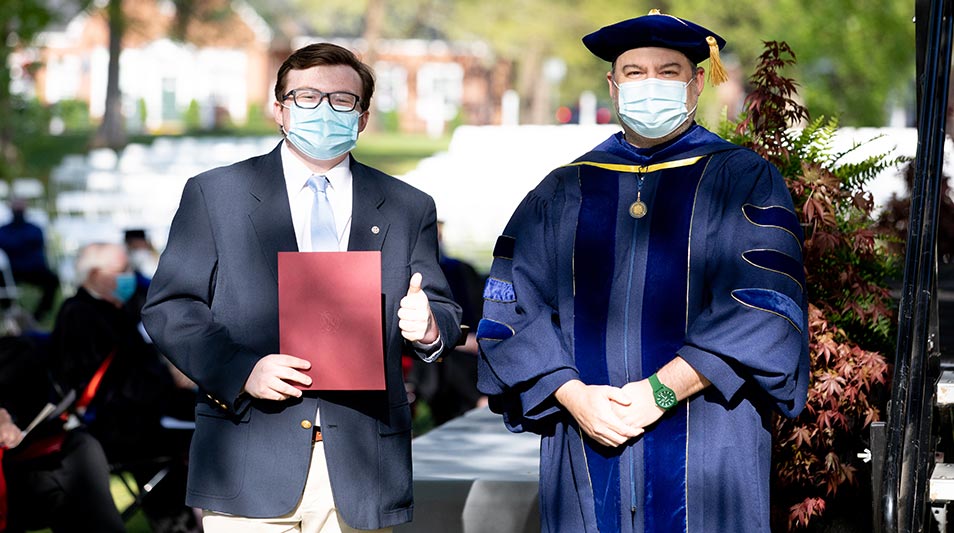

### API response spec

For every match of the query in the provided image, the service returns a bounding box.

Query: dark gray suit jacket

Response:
[141,142,461,529]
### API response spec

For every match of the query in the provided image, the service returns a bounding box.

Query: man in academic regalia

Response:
[476,10,810,533]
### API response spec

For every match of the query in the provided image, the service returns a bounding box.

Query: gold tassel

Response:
[706,36,729,86]
[648,8,661,15]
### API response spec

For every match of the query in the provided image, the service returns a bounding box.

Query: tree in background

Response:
[92,0,126,149]
[677,0,914,126]
[2,0,920,157]
[286,0,654,124]
[93,0,256,149]
[0,1,56,180]
[282,0,913,127]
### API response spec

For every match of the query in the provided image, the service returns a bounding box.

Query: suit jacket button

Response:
[300,420,313,430]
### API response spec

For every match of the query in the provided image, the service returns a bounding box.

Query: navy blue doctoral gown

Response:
[477,126,810,533]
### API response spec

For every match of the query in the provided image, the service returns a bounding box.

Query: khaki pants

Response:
[202,442,392,533]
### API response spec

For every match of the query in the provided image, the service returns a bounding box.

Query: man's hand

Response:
[611,358,711,430]
[554,380,643,447]
[612,379,665,429]
[243,354,312,401]
[398,272,439,344]
[0,407,24,449]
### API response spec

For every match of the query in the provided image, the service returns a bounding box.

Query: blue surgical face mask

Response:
[283,102,361,160]
[129,249,158,279]
[615,77,696,139]
[113,273,137,304]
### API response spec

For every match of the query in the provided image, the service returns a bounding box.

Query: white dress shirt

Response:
[281,142,353,252]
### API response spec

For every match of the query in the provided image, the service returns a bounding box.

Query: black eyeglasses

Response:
[282,89,361,113]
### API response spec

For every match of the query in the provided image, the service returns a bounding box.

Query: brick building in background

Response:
[11,0,510,135]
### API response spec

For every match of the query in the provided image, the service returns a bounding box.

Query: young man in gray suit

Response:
[142,43,462,533]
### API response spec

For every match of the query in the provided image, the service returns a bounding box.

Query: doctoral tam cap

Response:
[582,9,729,85]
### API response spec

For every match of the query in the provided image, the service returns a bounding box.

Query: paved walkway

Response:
[395,407,540,533]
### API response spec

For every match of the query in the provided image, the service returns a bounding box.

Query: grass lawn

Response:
[110,473,152,532]
[27,474,151,533]
[353,131,451,176]
[17,130,451,185]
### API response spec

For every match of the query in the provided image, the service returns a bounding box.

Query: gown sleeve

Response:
[678,150,810,417]
[476,173,579,433]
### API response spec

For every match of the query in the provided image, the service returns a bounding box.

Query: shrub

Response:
[720,41,904,530]
[183,99,201,132]
[50,99,92,132]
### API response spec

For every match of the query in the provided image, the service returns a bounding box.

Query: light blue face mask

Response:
[615,77,696,139]
[113,273,137,304]
[283,102,361,160]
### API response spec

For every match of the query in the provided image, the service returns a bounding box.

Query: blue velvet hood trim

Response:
[593,124,738,166]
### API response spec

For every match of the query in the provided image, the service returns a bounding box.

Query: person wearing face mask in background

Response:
[124,228,200,442]
[49,242,200,533]
[123,228,160,320]
[477,10,809,533]
[124,229,160,281]
[141,42,460,532]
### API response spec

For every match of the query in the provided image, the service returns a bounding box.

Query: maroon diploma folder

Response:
[278,251,385,390]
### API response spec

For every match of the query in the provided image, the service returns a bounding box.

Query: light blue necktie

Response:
[307,175,339,251]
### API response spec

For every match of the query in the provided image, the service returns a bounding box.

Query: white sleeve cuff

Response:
[412,336,444,363]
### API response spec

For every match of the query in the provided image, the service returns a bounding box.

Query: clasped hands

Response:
[243,273,437,401]
[555,378,666,448]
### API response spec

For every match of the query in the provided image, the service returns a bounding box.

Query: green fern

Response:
[788,116,839,170]
[834,150,911,191]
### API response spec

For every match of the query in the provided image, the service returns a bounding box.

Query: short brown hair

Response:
[275,43,375,113]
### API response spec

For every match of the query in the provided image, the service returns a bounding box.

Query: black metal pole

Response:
[880,0,951,530]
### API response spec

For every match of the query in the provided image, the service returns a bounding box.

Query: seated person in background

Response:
[48,242,197,533]
[1,333,125,533]
[123,229,197,423]
[123,228,159,282]
[0,199,60,322]
[122,228,159,321]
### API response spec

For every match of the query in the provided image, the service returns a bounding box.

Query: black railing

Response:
[878,0,950,531]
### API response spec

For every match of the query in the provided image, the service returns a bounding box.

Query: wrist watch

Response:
[649,373,678,410]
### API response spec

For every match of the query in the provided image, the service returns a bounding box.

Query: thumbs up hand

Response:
[399,272,439,344]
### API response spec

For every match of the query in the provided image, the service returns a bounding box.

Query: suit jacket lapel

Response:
[348,158,390,251]
[248,142,298,281]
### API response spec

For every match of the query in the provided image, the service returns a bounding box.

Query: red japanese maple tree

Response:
[720,41,903,530]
